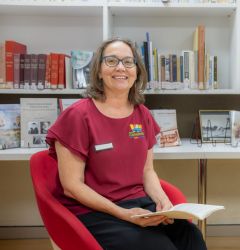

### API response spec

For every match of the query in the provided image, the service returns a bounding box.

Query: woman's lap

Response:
[78,197,207,250]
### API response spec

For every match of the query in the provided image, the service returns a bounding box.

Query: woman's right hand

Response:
[119,207,168,227]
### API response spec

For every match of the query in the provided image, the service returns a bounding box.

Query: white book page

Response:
[131,203,225,220]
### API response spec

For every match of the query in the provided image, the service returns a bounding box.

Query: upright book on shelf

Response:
[0,104,20,150]
[20,98,58,148]
[71,50,93,89]
[230,110,240,147]
[151,109,181,147]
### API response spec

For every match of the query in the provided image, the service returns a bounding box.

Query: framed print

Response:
[199,110,231,143]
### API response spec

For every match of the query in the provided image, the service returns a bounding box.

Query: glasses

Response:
[101,56,136,68]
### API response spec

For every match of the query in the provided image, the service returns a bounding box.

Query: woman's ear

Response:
[98,72,102,80]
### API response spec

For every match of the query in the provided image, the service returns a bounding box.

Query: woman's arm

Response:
[143,148,173,212]
[56,141,170,226]
[55,141,126,219]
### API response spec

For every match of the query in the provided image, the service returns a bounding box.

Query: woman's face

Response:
[99,41,137,96]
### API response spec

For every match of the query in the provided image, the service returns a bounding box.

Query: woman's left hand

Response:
[155,197,174,225]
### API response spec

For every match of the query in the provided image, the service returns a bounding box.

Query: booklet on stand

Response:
[131,203,225,220]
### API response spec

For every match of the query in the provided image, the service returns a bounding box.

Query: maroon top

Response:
[46,98,160,215]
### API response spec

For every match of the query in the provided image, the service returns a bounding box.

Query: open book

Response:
[131,203,225,220]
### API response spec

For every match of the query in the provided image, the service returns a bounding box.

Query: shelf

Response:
[154,138,240,159]
[0,89,86,95]
[1,88,240,95]
[144,89,240,95]
[1,139,240,161]
[0,147,46,161]
[109,3,236,17]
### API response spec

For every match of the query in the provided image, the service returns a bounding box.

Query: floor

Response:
[0,237,240,250]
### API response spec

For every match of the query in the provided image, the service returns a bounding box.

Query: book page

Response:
[131,203,225,220]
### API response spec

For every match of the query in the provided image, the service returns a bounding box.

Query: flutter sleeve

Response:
[46,105,89,162]
[144,107,160,149]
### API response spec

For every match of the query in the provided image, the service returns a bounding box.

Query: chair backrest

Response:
[30,150,103,250]
[30,150,187,250]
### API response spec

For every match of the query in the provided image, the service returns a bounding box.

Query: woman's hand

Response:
[155,197,174,225]
[120,207,168,227]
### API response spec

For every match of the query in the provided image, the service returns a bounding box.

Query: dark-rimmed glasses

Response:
[101,55,136,68]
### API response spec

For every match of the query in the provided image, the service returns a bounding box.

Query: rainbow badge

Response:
[129,124,144,139]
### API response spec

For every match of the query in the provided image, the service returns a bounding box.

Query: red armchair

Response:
[30,150,187,250]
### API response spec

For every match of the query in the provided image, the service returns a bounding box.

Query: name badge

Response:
[95,143,113,152]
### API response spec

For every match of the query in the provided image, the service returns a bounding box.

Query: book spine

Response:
[13,53,20,89]
[37,54,47,90]
[19,54,25,89]
[172,54,177,82]
[50,53,59,89]
[58,54,65,89]
[198,25,205,89]
[24,54,31,89]
[0,43,6,88]
[45,54,51,89]
[160,55,165,82]
[213,56,218,89]
[30,54,38,90]
[64,55,72,90]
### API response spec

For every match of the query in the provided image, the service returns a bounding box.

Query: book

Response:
[5,40,27,88]
[230,110,240,147]
[151,109,181,147]
[71,50,93,89]
[37,54,47,90]
[59,98,80,112]
[20,98,58,148]
[131,203,225,221]
[0,104,20,149]
[50,53,59,89]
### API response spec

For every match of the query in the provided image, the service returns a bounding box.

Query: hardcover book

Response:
[131,203,225,221]
[0,104,20,149]
[5,40,27,88]
[20,98,58,148]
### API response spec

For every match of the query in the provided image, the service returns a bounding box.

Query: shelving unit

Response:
[1,0,240,235]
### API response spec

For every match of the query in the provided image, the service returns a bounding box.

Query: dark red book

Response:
[5,40,27,88]
[37,54,47,89]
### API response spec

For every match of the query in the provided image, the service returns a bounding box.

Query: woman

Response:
[46,38,207,250]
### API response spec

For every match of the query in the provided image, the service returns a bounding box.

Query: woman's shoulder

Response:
[65,98,92,114]
[136,103,152,116]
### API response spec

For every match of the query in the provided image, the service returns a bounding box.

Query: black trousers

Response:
[78,196,207,250]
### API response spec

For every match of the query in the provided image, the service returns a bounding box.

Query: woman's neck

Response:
[92,96,133,119]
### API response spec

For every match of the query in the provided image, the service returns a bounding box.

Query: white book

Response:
[230,110,240,147]
[131,203,225,221]
[20,98,58,148]
[151,109,181,147]
[151,109,178,131]
[59,98,80,112]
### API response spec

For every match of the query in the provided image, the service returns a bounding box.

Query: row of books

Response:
[0,40,94,90]
[1,99,240,149]
[141,25,218,90]
[0,98,79,150]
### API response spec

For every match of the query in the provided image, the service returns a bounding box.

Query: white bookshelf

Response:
[1,139,240,160]
[1,0,240,232]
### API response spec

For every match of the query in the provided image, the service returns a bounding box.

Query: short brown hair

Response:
[86,38,147,105]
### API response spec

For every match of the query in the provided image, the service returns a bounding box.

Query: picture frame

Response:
[199,110,231,143]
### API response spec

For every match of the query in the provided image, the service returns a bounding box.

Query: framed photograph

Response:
[199,110,231,143]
